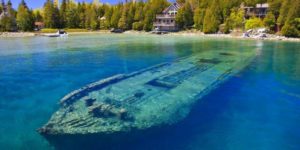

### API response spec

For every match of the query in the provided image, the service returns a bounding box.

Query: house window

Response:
[171,20,173,23]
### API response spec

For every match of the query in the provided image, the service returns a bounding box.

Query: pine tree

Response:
[34,10,43,22]
[60,0,67,28]
[264,12,276,31]
[66,1,80,28]
[78,2,87,29]
[193,8,206,30]
[43,0,59,28]
[102,5,113,29]
[110,4,122,28]
[203,0,222,33]
[224,8,244,32]
[16,0,34,31]
[277,0,290,27]
[176,1,193,29]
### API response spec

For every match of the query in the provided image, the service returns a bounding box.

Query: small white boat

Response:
[46,30,68,37]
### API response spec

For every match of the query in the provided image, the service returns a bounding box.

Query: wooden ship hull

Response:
[39,50,256,136]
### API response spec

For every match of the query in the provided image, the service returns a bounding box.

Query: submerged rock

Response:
[39,50,256,135]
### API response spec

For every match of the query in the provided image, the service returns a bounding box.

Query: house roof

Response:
[256,3,269,8]
[162,2,181,14]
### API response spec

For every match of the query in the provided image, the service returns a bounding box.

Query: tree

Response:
[176,1,193,29]
[277,0,290,27]
[245,17,264,30]
[203,0,222,33]
[78,2,86,28]
[66,1,80,28]
[43,0,59,28]
[102,5,113,29]
[280,0,300,37]
[110,4,122,28]
[16,0,34,31]
[281,23,299,37]
[267,0,282,18]
[59,0,67,28]
[34,10,43,22]
[118,3,129,30]
[193,8,206,30]
[224,8,244,32]
[263,12,276,31]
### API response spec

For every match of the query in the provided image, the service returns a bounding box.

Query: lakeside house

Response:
[153,2,181,32]
[0,0,8,20]
[0,0,17,31]
[34,22,45,30]
[241,3,269,19]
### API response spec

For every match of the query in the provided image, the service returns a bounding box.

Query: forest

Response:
[0,0,299,37]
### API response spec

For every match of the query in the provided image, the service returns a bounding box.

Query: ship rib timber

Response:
[39,50,256,135]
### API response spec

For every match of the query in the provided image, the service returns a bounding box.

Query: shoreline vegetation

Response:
[0,0,300,39]
[1,30,300,42]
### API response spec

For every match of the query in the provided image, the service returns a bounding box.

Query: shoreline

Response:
[1,30,300,42]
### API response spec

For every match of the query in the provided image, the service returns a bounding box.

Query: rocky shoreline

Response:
[1,31,299,42]
[0,32,36,38]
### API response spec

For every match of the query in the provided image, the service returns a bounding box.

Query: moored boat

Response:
[45,30,68,37]
[39,50,256,136]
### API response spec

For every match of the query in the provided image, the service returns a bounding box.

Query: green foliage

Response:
[203,0,222,33]
[16,0,34,31]
[176,1,194,29]
[281,23,299,37]
[277,0,291,27]
[263,12,276,31]
[43,0,59,28]
[110,5,122,28]
[245,17,264,30]
[193,8,205,30]
[34,10,43,22]
[224,8,244,33]
[295,18,300,30]
[132,21,144,31]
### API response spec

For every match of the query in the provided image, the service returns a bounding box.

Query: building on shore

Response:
[153,2,181,32]
[241,3,269,19]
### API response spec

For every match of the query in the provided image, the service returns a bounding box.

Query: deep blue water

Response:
[0,34,299,150]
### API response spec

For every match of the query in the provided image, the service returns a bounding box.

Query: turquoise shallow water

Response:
[0,34,299,150]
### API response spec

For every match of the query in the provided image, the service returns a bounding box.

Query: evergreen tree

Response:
[110,4,122,28]
[193,8,206,30]
[224,8,244,32]
[16,0,34,31]
[263,12,276,31]
[203,0,222,33]
[176,1,193,29]
[34,10,43,22]
[60,0,67,28]
[118,4,129,30]
[277,0,290,27]
[78,2,87,29]
[281,0,300,37]
[43,0,59,28]
[102,5,113,29]
[66,1,80,28]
